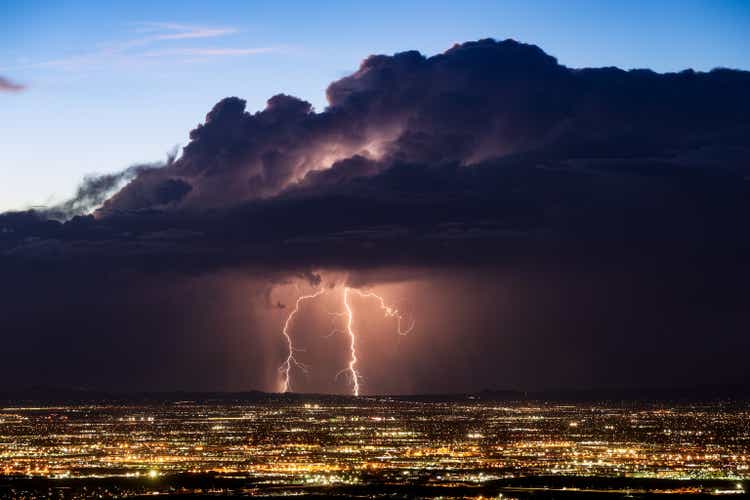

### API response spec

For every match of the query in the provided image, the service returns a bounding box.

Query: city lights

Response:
[0,400,747,497]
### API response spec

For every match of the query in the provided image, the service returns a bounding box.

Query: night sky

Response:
[2,8,750,394]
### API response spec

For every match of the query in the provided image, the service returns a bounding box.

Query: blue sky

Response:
[2,0,749,212]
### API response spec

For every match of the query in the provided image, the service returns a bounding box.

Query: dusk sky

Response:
[2,1,750,395]
[2,0,749,212]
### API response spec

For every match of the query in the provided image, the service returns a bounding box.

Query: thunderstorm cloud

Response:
[2,39,749,393]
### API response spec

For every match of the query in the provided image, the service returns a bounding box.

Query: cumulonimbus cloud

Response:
[91,39,750,217]
[2,38,749,271]
[2,39,750,393]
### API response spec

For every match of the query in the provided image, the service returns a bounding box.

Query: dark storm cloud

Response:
[95,39,750,215]
[0,76,25,92]
[3,38,749,277]
[2,39,750,392]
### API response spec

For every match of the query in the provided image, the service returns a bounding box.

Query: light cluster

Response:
[1,400,748,489]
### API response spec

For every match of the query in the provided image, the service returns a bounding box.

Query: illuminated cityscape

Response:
[0,396,747,498]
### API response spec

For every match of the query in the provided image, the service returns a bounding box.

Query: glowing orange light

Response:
[348,288,415,336]
[277,283,414,396]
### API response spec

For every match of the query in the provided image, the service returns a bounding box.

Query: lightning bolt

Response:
[342,287,361,396]
[278,289,326,393]
[276,283,414,396]
[338,286,414,396]
[348,288,416,336]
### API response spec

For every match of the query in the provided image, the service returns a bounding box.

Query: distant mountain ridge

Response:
[2,384,748,404]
